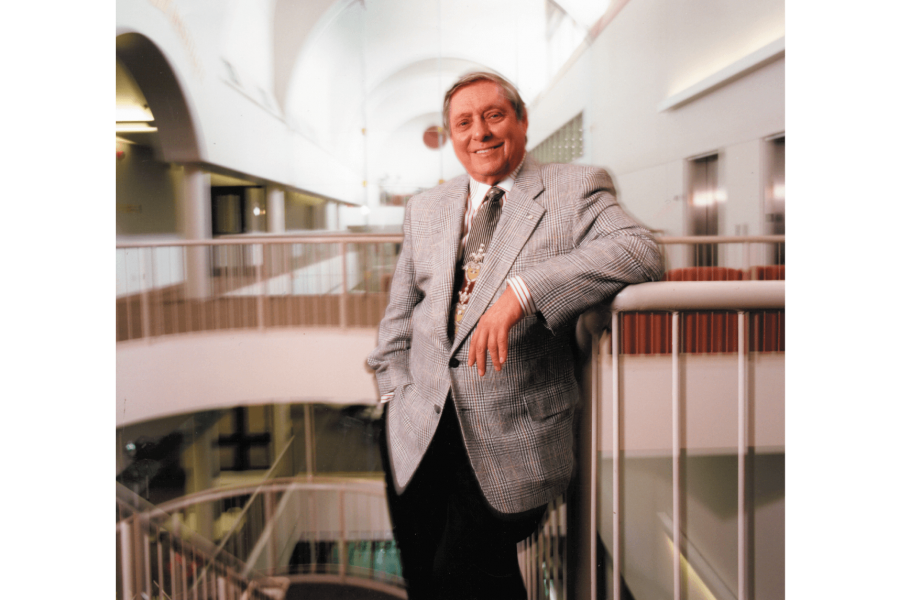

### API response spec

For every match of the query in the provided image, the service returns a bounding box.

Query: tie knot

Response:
[484,186,505,205]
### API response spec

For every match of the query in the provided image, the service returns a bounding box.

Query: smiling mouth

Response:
[474,144,502,155]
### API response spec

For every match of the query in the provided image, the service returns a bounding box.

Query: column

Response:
[272,403,293,477]
[267,187,286,234]
[326,201,339,231]
[183,423,216,541]
[179,164,212,298]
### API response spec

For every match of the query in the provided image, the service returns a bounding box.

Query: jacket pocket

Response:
[524,382,577,421]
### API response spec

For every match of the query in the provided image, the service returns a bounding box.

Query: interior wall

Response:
[527,0,784,238]
[284,192,328,230]
[116,143,180,235]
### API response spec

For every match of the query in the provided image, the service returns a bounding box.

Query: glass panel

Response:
[531,112,584,164]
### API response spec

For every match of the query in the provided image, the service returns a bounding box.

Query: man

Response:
[368,72,663,599]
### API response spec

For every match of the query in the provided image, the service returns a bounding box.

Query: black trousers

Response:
[380,397,546,600]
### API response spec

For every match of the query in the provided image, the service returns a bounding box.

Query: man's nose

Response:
[472,117,491,140]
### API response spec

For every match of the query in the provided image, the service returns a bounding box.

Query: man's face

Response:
[448,80,528,185]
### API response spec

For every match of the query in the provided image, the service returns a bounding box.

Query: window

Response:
[531,112,584,164]
[217,406,272,471]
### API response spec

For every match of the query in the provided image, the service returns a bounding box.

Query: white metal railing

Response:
[115,236,785,599]
[116,483,288,600]
[656,235,785,273]
[116,234,402,341]
[575,280,785,600]
[519,495,567,600]
[140,477,405,597]
[115,234,783,342]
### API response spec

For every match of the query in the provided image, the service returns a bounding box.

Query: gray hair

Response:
[442,71,527,131]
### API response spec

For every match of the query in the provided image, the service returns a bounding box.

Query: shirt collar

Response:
[467,153,527,203]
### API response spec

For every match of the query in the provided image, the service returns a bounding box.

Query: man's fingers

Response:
[467,327,487,376]
[497,328,508,367]
[467,326,509,375]
[487,331,500,372]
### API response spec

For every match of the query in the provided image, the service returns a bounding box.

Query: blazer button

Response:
[449,358,460,368]
[434,404,441,414]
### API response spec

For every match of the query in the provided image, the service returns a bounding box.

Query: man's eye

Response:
[457,120,469,128]
[487,112,502,120]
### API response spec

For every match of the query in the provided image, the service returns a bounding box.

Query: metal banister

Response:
[610,280,784,311]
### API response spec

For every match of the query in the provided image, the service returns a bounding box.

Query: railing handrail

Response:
[153,476,387,516]
[116,233,406,249]
[116,482,251,570]
[656,234,784,244]
[608,280,784,312]
[115,233,784,249]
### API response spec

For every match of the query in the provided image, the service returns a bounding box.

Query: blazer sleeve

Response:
[517,167,664,333]
[366,197,422,397]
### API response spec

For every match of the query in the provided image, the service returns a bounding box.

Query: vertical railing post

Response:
[738,310,749,600]
[170,526,178,600]
[672,311,682,600]
[611,311,621,600]
[156,524,165,600]
[743,242,752,278]
[340,241,349,328]
[589,332,599,600]
[265,490,275,575]
[140,248,152,340]
[119,518,135,600]
[256,243,265,330]
[141,515,153,600]
[339,490,348,579]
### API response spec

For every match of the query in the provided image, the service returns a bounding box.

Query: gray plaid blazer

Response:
[368,156,663,514]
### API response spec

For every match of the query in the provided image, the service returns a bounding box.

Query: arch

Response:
[116,32,203,163]
[272,0,341,112]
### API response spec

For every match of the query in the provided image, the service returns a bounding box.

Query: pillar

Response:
[267,187,286,234]
[179,164,212,298]
[183,423,216,541]
[326,201,340,231]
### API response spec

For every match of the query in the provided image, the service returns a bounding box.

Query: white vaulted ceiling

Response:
[118,0,605,202]
[270,0,597,193]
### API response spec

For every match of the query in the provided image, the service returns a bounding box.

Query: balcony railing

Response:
[151,478,405,595]
[573,280,785,600]
[116,232,784,599]
[116,234,784,342]
[116,483,289,600]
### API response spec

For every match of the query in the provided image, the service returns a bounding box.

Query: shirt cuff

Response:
[507,276,537,316]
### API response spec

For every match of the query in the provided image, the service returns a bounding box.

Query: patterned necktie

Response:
[451,186,505,339]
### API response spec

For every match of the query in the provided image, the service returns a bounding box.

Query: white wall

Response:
[116,329,380,427]
[527,0,785,240]
[116,143,181,235]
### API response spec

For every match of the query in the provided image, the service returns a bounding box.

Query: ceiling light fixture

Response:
[116,122,158,133]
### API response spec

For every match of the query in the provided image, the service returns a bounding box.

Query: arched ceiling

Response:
[116,0,609,198]
[268,0,603,187]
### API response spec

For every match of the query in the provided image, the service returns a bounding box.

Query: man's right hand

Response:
[467,287,524,377]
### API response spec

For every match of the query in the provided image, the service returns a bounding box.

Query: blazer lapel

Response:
[432,176,469,349]
[450,158,546,355]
